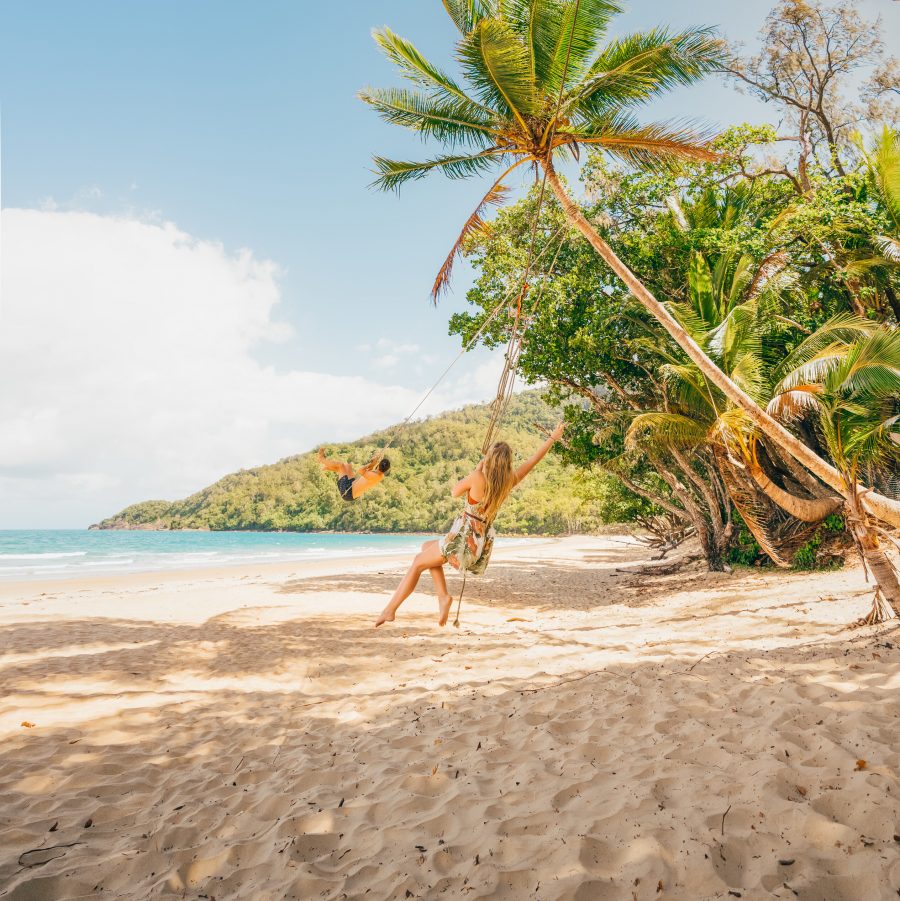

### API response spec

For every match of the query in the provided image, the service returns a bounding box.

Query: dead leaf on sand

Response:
[21,721,35,728]
[855,759,867,771]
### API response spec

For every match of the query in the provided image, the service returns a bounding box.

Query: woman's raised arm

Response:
[513,422,564,485]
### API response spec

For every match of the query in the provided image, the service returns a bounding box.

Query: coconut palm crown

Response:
[360,0,723,296]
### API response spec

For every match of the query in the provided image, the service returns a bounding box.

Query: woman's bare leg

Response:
[428,565,453,627]
[376,540,446,627]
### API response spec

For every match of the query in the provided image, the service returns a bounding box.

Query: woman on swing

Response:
[375,422,565,628]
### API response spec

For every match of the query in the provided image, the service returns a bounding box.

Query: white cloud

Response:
[0,208,503,527]
[367,338,422,369]
[376,338,420,355]
[374,354,400,369]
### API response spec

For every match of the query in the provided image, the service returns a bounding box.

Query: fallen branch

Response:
[668,651,719,676]
[616,553,703,576]
[517,668,632,694]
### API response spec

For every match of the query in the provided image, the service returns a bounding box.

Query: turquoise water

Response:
[0,530,448,581]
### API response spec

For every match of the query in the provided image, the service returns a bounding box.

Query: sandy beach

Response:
[1,535,899,900]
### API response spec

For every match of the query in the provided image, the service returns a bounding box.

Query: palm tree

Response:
[770,323,900,620]
[625,244,842,562]
[844,127,900,321]
[360,0,900,531]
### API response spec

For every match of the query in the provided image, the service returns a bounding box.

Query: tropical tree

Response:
[625,239,846,563]
[845,126,900,320]
[361,0,900,532]
[770,322,900,620]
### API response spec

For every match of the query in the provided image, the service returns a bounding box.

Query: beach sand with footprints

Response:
[1,535,899,900]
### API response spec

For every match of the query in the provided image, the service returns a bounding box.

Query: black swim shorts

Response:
[337,475,355,502]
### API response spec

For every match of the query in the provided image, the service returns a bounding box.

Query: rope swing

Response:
[377,0,584,627]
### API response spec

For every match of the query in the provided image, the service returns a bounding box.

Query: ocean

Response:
[0,530,451,581]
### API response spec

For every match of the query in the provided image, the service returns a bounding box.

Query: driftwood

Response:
[616,552,704,576]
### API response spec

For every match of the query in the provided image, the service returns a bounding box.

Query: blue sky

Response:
[1,1,897,527]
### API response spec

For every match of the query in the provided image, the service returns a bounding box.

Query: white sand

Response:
[1,535,899,900]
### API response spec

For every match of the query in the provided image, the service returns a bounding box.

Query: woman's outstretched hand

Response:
[551,421,565,442]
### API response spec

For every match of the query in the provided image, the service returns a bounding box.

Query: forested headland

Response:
[94,393,628,535]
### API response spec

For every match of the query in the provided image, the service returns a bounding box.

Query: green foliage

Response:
[726,516,764,567]
[823,513,845,533]
[96,393,615,535]
[792,535,821,570]
[792,515,847,571]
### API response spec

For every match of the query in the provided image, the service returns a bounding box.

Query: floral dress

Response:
[439,497,496,576]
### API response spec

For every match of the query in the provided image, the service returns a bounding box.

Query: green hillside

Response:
[94,393,609,534]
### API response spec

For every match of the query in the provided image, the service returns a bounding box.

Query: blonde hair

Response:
[479,442,516,524]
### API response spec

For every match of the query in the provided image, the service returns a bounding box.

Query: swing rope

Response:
[373,221,568,464]
[453,0,582,626]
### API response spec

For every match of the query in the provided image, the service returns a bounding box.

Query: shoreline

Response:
[0,532,565,587]
[0,535,565,601]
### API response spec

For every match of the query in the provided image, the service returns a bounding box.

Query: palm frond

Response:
[871,126,900,232]
[687,251,716,326]
[443,0,497,34]
[777,344,849,391]
[775,312,876,380]
[875,235,900,264]
[372,27,495,114]
[660,362,717,418]
[567,27,723,119]
[626,411,708,449]
[573,114,718,170]
[459,18,538,131]
[502,0,557,86]
[709,303,761,375]
[712,406,757,447]
[432,164,522,301]
[666,299,710,343]
[766,386,823,422]
[844,412,900,468]
[831,329,900,398]
[539,0,624,95]
[371,150,507,192]
[359,87,500,147]
[729,350,765,401]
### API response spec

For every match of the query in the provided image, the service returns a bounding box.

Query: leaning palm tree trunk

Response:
[845,488,900,621]
[543,162,900,530]
[746,463,841,523]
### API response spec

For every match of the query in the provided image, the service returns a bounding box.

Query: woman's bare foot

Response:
[375,608,395,628]
[438,595,453,627]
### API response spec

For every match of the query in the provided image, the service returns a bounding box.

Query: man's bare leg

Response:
[376,540,446,627]
[318,450,355,479]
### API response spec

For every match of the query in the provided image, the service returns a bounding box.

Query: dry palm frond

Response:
[432,175,513,302]
[717,450,820,567]
[875,235,900,264]
[766,385,823,422]
[745,250,789,301]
